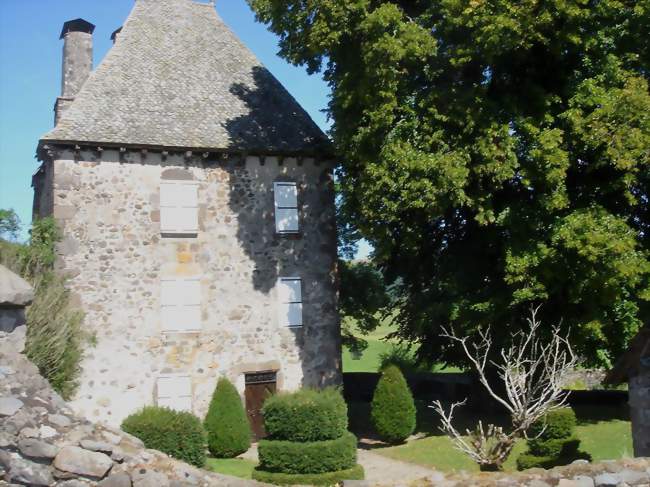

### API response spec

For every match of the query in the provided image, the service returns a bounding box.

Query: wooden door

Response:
[245,372,277,440]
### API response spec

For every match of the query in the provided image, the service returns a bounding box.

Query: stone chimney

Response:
[54,18,95,125]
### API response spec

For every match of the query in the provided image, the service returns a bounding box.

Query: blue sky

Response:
[0,0,333,239]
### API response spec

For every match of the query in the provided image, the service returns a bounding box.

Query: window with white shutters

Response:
[156,375,192,412]
[274,182,299,234]
[277,277,303,328]
[160,278,201,332]
[160,181,199,235]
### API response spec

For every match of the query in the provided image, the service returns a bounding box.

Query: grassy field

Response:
[206,458,257,479]
[355,402,633,473]
[342,321,397,373]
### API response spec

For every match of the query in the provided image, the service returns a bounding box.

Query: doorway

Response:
[244,371,277,440]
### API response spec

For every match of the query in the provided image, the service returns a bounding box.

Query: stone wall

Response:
[36,147,340,426]
[630,369,650,457]
[0,325,266,487]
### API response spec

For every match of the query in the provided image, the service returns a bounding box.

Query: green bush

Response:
[527,408,577,439]
[1,216,87,400]
[371,365,416,443]
[122,406,206,467]
[517,408,591,471]
[204,378,251,458]
[378,345,428,374]
[262,388,348,442]
[252,464,365,486]
[258,432,357,474]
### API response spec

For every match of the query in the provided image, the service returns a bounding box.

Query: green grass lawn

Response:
[370,404,632,473]
[206,458,257,479]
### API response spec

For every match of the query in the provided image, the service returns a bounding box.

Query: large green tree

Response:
[249,0,650,367]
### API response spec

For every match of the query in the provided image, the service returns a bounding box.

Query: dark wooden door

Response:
[244,372,277,440]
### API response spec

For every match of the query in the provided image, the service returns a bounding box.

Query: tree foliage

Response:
[249,0,650,367]
[0,209,20,241]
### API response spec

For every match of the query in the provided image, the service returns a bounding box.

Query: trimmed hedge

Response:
[517,450,591,471]
[204,377,251,458]
[527,408,577,439]
[371,365,416,443]
[258,432,357,474]
[121,406,206,467]
[262,387,348,442]
[517,407,591,471]
[252,464,365,486]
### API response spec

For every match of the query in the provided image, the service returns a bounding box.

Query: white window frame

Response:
[156,374,192,412]
[160,180,199,235]
[277,277,303,328]
[273,182,299,234]
[160,277,202,333]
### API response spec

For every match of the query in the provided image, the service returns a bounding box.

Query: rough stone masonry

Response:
[32,0,341,427]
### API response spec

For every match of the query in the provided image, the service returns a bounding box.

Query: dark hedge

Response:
[204,377,252,458]
[252,464,365,486]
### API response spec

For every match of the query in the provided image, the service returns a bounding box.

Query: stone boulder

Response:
[0,264,33,307]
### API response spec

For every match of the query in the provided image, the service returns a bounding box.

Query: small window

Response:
[156,374,192,411]
[161,278,201,332]
[274,182,299,234]
[277,277,303,328]
[160,181,199,235]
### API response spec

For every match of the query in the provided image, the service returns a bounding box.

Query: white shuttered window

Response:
[161,278,201,332]
[274,182,299,234]
[156,375,192,412]
[278,277,303,328]
[160,181,199,235]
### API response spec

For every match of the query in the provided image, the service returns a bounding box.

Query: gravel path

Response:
[356,449,439,486]
[240,442,439,486]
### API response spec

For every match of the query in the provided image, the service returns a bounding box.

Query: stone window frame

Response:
[155,373,193,412]
[277,276,303,328]
[159,177,200,238]
[273,180,301,236]
[160,276,202,333]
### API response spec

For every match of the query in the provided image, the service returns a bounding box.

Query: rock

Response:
[0,264,34,306]
[132,470,170,487]
[59,480,93,487]
[615,470,649,484]
[18,438,59,459]
[0,365,15,375]
[528,481,552,487]
[54,446,113,478]
[425,472,446,483]
[0,431,16,448]
[80,438,114,454]
[342,481,371,487]
[595,473,620,486]
[0,396,24,416]
[99,472,133,487]
[102,430,123,445]
[48,413,73,428]
[5,455,54,486]
[39,424,58,438]
[20,426,39,438]
[558,477,595,487]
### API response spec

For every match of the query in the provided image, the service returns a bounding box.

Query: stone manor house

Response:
[32,0,341,433]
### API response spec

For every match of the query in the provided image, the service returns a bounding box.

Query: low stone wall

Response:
[0,325,266,487]
[401,458,650,487]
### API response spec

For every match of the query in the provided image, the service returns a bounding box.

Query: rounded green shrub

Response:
[121,406,206,467]
[517,408,591,471]
[262,387,347,442]
[258,432,357,474]
[252,464,365,486]
[371,365,416,443]
[528,408,577,439]
[204,377,252,458]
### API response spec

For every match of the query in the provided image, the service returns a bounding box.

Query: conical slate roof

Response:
[42,0,331,155]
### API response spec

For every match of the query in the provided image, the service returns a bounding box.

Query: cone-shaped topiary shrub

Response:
[371,365,416,443]
[121,406,206,467]
[204,377,252,458]
[517,408,591,470]
[252,387,364,485]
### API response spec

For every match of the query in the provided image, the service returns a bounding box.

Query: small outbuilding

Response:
[0,264,34,333]
[605,325,650,457]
